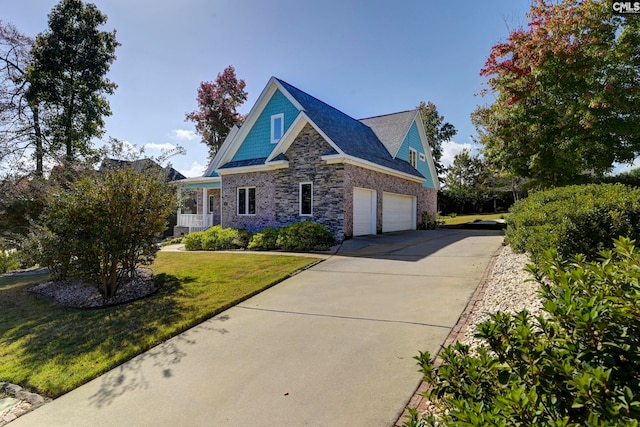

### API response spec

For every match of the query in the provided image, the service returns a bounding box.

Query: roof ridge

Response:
[359,109,418,121]
[275,78,364,124]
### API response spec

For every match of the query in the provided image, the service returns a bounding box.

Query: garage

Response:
[382,192,416,232]
[353,188,376,236]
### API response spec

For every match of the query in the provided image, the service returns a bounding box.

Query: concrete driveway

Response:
[13,229,504,427]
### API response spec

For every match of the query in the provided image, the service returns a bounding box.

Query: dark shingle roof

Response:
[276,79,423,178]
[360,110,417,158]
[219,158,269,169]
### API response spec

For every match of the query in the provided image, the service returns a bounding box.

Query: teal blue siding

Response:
[397,121,435,189]
[231,89,299,162]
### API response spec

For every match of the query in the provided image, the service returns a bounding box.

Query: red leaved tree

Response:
[473,0,640,186]
[186,65,248,160]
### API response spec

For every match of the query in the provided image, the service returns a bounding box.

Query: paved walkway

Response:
[13,229,503,427]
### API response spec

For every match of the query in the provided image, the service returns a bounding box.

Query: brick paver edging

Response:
[393,243,505,427]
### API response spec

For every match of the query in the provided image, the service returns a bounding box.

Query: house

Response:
[174,77,439,241]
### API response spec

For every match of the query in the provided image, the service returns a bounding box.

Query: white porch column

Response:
[202,187,208,226]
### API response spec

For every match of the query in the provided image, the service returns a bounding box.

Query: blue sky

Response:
[4,0,536,177]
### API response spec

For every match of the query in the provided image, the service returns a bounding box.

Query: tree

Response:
[443,148,490,212]
[186,65,248,160]
[474,0,640,187]
[25,0,118,165]
[417,101,457,180]
[0,21,47,177]
[24,166,176,298]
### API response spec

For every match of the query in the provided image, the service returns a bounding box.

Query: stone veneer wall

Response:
[343,164,437,238]
[220,170,278,231]
[221,124,346,240]
[273,124,345,240]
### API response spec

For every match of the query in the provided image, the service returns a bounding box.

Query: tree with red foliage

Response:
[473,0,640,186]
[186,65,248,160]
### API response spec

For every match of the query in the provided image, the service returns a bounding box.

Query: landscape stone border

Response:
[0,382,49,426]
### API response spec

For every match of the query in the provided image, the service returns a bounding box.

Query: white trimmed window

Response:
[208,194,215,213]
[271,113,284,144]
[409,148,417,168]
[299,182,313,216]
[237,187,256,215]
[419,153,426,162]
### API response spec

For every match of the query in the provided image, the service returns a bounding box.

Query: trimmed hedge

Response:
[185,222,336,252]
[183,226,248,251]
[507,183,640,262]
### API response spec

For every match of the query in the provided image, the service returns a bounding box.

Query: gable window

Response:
[299,182,313,216]
[409,148,417,168]
[208,194,215,213]
[419,153,426,162]
[271,113,284,144]
[237,187,256,215]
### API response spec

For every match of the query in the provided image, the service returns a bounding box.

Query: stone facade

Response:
[220,123,437,242]
[221,124,346,240]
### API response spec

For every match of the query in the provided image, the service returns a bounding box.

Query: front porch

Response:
[174,177,221,237]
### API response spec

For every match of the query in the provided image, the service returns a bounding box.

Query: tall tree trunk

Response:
[32,105,44,177]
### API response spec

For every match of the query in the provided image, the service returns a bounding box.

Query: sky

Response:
[3,0,539,178]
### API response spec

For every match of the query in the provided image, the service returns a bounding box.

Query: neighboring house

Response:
[174,77,439,241]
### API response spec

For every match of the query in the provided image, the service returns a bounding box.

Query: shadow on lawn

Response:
[0,272,227,400]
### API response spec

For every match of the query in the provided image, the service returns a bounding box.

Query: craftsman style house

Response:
[174,77,439,241]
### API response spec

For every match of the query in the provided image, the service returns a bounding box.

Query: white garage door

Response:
[353,188,376,236]
[382,192,416,232]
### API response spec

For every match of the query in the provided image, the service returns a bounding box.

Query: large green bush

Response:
[247,227,279,251]
[23,168,176,298]
[507,183,640,262]
[183,226,248,251]
[276,222,335,251]
[187,222,335,252]
[409,237,640,426]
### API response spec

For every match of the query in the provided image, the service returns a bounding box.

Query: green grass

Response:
[438,212,508,226]
[0,252,319,397]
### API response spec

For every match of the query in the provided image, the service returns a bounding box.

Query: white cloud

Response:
[440,140,477,169]
[614,158,640,175]
[144,142,177,151]
[170,129,198,141]
[179,161,207,178]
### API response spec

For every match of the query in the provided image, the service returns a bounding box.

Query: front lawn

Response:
[438,212,508,226]
[0,252,319,397]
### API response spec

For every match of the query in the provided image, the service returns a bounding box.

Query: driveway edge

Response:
[393,242,505,426]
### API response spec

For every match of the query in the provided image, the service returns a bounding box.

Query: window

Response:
[271,113,284,144]
[419,153,426,162]
[409,148,417,168]
[299,182,313,216]
[180,189,198,214]
[237,187,256,215]
[208,194,215,213]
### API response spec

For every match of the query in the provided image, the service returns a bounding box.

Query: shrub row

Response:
[410,237,640,426]
[183,222,335,252]
[506,183,640,262]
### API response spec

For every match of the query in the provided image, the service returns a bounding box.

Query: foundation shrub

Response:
[408,237,640,426]
[247,227,279,251]
[276,222,335,252]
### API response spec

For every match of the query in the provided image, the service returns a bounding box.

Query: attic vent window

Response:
[271,113,284,144]
[409,148,417,168]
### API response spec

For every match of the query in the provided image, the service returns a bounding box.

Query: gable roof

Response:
[274,79,423,178]
[100,158,186,181]
[359,110,418,158]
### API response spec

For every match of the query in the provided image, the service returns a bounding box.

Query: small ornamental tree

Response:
[25,167,176,298]
[185,65,248,160]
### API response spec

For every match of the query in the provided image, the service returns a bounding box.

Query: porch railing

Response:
[177,213,215,233]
